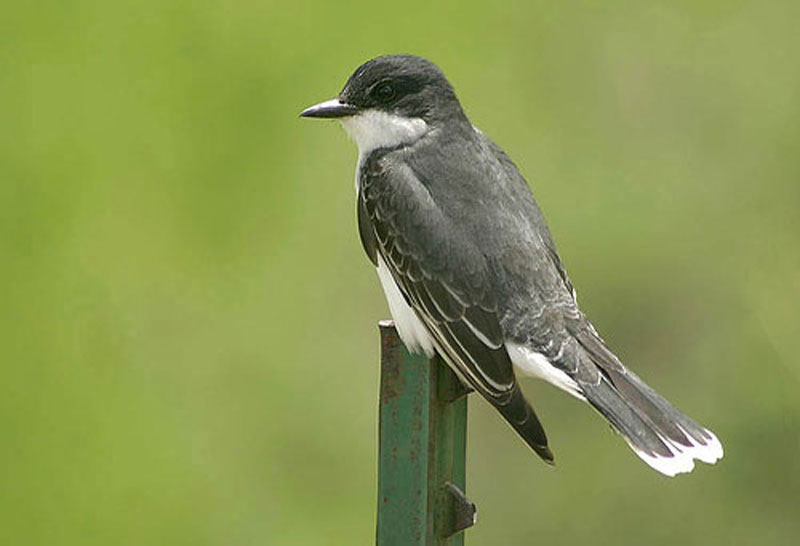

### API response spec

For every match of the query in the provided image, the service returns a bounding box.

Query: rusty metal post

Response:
[376,321,476,545]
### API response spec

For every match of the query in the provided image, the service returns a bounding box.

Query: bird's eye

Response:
[373,81,396,103]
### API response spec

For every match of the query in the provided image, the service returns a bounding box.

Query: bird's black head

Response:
[340,55,464,123]
[300,55,466,125]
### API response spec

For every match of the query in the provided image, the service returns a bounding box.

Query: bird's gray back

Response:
[389,124,580,348]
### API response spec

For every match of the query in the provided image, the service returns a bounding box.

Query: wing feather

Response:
[360,154,514,400]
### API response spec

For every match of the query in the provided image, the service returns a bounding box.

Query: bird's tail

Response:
[580,363,723,476]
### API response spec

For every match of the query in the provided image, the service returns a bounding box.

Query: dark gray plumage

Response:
[300,54,722,476]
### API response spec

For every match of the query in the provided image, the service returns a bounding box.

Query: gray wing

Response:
[359,147,553,462]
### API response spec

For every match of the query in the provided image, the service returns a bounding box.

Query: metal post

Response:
[376,321,477,545]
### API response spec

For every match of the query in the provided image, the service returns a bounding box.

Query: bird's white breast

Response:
[341,110,433,355]
[375,254,436,357]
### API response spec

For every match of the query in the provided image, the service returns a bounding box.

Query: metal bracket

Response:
[438,482,477,538]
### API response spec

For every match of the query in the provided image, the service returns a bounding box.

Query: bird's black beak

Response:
[299,98,359,119]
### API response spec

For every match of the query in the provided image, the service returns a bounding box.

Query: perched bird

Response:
[300,54,722,476]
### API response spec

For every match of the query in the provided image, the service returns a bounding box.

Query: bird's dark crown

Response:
[339,55,466,124]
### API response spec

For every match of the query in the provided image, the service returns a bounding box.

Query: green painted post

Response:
[376,321,476,545]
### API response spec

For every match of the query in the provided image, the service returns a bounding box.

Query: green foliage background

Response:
[2,1,798,544]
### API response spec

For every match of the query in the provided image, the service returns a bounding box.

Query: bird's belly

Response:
[375,254,436,358]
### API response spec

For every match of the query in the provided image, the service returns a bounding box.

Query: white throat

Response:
[341,109,429,174]
[340,110,428,192]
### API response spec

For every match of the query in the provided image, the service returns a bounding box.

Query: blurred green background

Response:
[2,1,799,544]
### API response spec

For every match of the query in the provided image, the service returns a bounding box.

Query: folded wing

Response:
[359,152,553,462]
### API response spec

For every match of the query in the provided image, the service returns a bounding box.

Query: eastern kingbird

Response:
[300,54,722,476]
